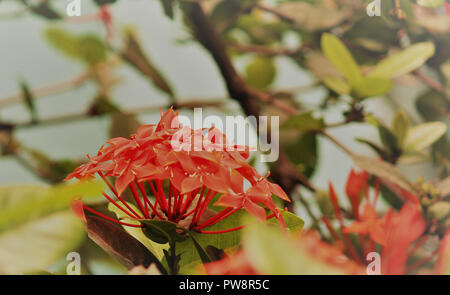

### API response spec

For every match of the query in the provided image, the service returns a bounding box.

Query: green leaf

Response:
[245,56,276,89]
[159,0,176,18]
[108,202,167,260]
[122,30,175,96]
[45,28,106,64]
[176,209,303,273]
[45,28,81,60]
[243,223,346,275]
[93,0,117,5]
[416,91,449,121]
[351,154,414,193]
[29,2,61,20]
[417,0,445,8]
[76,34,107,64]
[19,80,37,123]
[321,33,363,85]
[404,122,447,151]
[0,181,103,233]
[378,124,400,156]
[321,76,350,95]
[352,77,392,99]
[368,42,435,79]
[281,112,324,132]
[274,2,348,32]
[392,110,410,147]
[141,220,188,244]
[0,212,84,274]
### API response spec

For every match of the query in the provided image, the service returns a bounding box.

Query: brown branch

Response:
[228,41,303,57]
[186,3,316,205]
[0,71,91,108]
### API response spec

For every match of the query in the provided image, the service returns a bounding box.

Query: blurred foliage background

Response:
[0,0,448,274]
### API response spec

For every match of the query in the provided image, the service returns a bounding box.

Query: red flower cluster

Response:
[325,168,448,274]
[66,108,289,233]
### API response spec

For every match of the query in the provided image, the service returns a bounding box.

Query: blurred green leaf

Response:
[404,122,447,151]
[0,211,84,274]
[281,112,324,132]
[351,154,414,193]
[176,209,303,273]
[159,0,176,18]
[416,91,449,121]
[93,0,117,5]
[45,28,106,65]
[45,28,81,60]
[0,181,103,232]
[243,223,344,275]
[29,2,61,20]
[322,76,350,95]
[352,77,392,99]
[392,110,410,147]
[76,34,107,64]
[321,33,363,85]
[368,42,435,79]
[245,56,276,89]
[121,30,175,97]
[275,2,348,32]
[417,0,445,8]
[19,80,37,123]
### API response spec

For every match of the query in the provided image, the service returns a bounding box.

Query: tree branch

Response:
[186,3,316,203]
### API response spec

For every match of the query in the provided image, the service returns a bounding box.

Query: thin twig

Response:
[0,72,91,108]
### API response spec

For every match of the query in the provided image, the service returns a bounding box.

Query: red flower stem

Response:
[148,180,160,208]
[196,212,280,234]
[191,186,207,223]
[167,183,173,219]
[98,172,141,219]
[328,182,362,264]
[196,225,245,234]
[176,194,184,216]
[136,181,158,215]
[172,184,179,217]
[373,179,381,205]
[101,192,136,219]
[83,205,143,228]
[156,180,169,212]
[180,188,201,216]
[321,217,341,241]
[129,182,149,218]
[136,181,166,220]
[194,190,217,225]
[194,207,235,229]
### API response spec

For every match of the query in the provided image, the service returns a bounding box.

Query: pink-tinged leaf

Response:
[86,215,165,272]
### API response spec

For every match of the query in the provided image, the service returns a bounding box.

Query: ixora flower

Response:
[66,108,289,234]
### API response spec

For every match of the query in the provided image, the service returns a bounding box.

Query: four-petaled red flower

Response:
[66,108,289,233]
